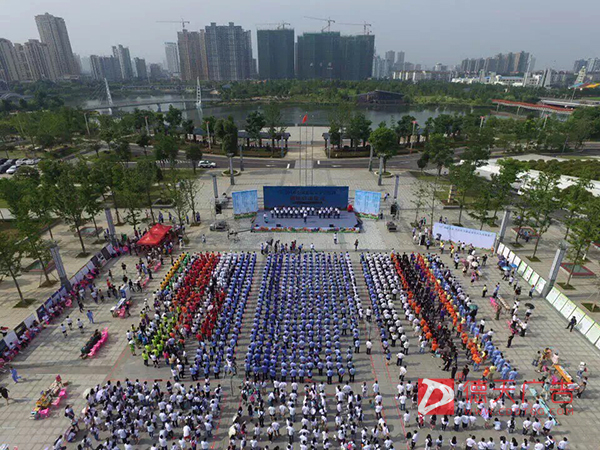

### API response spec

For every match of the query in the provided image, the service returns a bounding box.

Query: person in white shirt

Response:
[465,436,476,450]
[557,437,568,449]
[477,438,489,449]
[533,440,544,450]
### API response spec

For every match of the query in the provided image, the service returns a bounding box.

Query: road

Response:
[71,140,600,172]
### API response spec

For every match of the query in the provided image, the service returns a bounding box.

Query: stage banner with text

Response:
[232,190,259,215]
[354,190,381,216]
[433,222,497,249]
[263,186,349,209]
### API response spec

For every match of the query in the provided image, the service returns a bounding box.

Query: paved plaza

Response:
[0,164,599,450]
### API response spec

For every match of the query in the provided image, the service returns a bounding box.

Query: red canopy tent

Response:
[137,223,172,246]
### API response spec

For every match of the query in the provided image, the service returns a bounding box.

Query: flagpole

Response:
[298,120,302,185]
[311,125,314,186]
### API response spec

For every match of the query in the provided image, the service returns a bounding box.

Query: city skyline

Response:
[0,0,598,71]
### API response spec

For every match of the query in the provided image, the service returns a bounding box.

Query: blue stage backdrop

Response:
[354,190,382,215]
[263,186,349,209]
[232,190,259,215]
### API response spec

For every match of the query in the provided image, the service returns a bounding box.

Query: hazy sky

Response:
[1,0,598,70]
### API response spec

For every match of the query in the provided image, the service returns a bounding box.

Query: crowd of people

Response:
[130,252,256,380]
[268,207,343,221]
[54,241,582,450]
[245,252,363,383]
[61,379,222,450]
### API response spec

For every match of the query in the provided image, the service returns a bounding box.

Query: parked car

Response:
[6,165,19,174]
[0,158,7,165]
[15,159,26,166]
[0,164,11,174]
[198,160,217,168]
[24,159,36,165]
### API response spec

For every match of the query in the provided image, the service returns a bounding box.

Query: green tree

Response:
[114,139,132,162]
[185,144,203,173]
[348,113,372,150]
[165,177,189,225]
[180,179,201,224]
[469,182,495,230]
[136,133,151,156]
[264,103,285,150]
[50,167,89,254]
[524,170,561,258]
[76,161,104,238]
[165,106,183,135]
[423,134,454,224]
[155,135,179,169]
[135,159,159,223]
[411,180,430,225]
[119,169,144,232]
[565,198,600,286]
[246,111,266,147]
[96,160,124,224]
[183,119,195,141]
[449,161,477,225]
[220,117,239,155]
[0,231,25,301]
[368,125,398,172]
[561,173,593,239]
[202,115,217,145]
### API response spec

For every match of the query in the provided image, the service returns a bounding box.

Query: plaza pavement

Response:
[0,166,599,449]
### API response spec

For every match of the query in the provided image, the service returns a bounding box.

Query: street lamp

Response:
[410,120,417,152]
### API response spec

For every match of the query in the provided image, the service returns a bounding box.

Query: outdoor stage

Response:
[252,210,362,233]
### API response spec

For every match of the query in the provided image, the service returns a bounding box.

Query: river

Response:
[76,94,490,128]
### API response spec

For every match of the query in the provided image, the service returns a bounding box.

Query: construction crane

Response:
[257,22,291,30]
[338,21,372,35]
[304,16,336,32]
[157,19,190,31]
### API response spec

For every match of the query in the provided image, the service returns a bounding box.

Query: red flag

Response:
[302,114,308,124]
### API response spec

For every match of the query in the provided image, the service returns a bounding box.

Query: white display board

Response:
[433,223,497,249]
[586,323,600,345]
[535,278,546,294]
[498,243,505,255]
[546,287,561,305]
[559,299,577,319]
[553,294,568,312]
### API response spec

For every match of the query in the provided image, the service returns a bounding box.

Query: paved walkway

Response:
[0,168,598,449]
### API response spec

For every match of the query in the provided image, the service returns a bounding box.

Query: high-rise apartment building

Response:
[204,22,253,81]
[112,44,134,80]
[164,42,180,76]
[0,38,21,82]
[24,39,59,81]
[133,57,147,79]
[385,50,395,67]
[297,32,374,80]
[35,13,78,76]
[257,28,295,79]
[90,55,121,81]
[177,29,208,81]
[395,51,405,70]
[340,35,375,80]
[296,32,342,79]
[13,44,32,81]
[461,51,530,75]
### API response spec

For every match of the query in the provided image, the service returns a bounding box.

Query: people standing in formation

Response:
[130,253,256,381]
[245,252,363,383]
[270,207,341,220]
